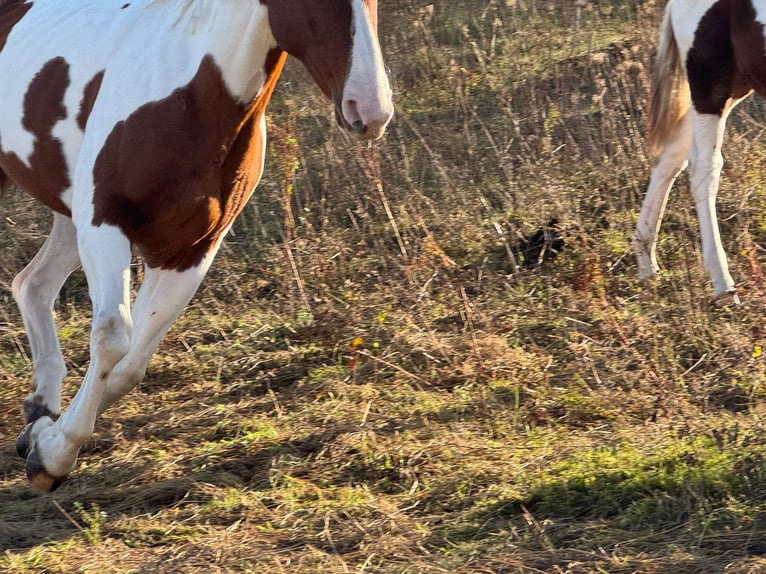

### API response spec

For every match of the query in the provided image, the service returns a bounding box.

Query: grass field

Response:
[3,0,766,572]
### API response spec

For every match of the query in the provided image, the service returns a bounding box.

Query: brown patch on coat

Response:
[0,0,35,195]
[77,71,105,131]
[92,50,288,270]
[687,0,765,115]
[0,0,32,54]
[266,0,353,104]
[731,0,766,96]
[0,57,71,215]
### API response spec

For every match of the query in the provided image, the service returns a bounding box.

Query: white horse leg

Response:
[687,107,737,304]
[97,262,212,415]
[634,111,692,284]
[12,213,80,425]
[22,223,133,490]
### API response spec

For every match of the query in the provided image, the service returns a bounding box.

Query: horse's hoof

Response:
[712,290,740,307]
[15,423,34,458]
[637,272,659,289]
[16,416,55,459]
[638,276,657,289]
[25,449,66,492]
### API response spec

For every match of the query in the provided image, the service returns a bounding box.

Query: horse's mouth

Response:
[335,106,391,141]
[335,106,368,139]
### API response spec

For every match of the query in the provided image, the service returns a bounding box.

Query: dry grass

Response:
[2,0,766,572]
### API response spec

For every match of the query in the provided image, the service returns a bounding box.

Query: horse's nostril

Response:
[341,96,389,140]
[352,120,366,134]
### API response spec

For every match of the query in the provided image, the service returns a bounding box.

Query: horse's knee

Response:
[92,312,131,370]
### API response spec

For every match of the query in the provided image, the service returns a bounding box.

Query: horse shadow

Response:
[0,425,336,552]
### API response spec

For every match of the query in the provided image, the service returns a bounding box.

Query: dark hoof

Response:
[25,449,65,492]
[16,423,34,459]
[712,290,740,307]
[638,278,656,289]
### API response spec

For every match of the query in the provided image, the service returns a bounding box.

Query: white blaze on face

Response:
[341,0,393,140]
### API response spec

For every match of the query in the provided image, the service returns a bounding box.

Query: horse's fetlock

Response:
[23,394,60,424]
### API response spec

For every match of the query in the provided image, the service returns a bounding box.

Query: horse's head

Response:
[266,0,393,141]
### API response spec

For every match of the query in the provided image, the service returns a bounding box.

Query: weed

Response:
[72,502,108,545]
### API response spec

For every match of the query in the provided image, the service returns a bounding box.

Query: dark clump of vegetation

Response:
[2,0,766,572]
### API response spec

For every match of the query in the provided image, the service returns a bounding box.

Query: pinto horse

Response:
[633,0,766,304]
[0,0,393,491]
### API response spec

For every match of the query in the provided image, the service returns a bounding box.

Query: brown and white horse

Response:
[633,0,766,304]
[0,0,392,491]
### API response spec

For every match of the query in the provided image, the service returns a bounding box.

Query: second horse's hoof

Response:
[712,290,741,307]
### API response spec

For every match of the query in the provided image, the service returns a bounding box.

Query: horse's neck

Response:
[149,0,277,102]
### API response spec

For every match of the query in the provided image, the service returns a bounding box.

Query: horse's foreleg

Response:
[97,263,211,415]
[633,111,691,286]
[12,213,80,428]
[688,108,737,304]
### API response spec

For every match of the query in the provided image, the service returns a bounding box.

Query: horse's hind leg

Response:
[633,111,691,285]
[687,105,742,304]
[13,213,80,428]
